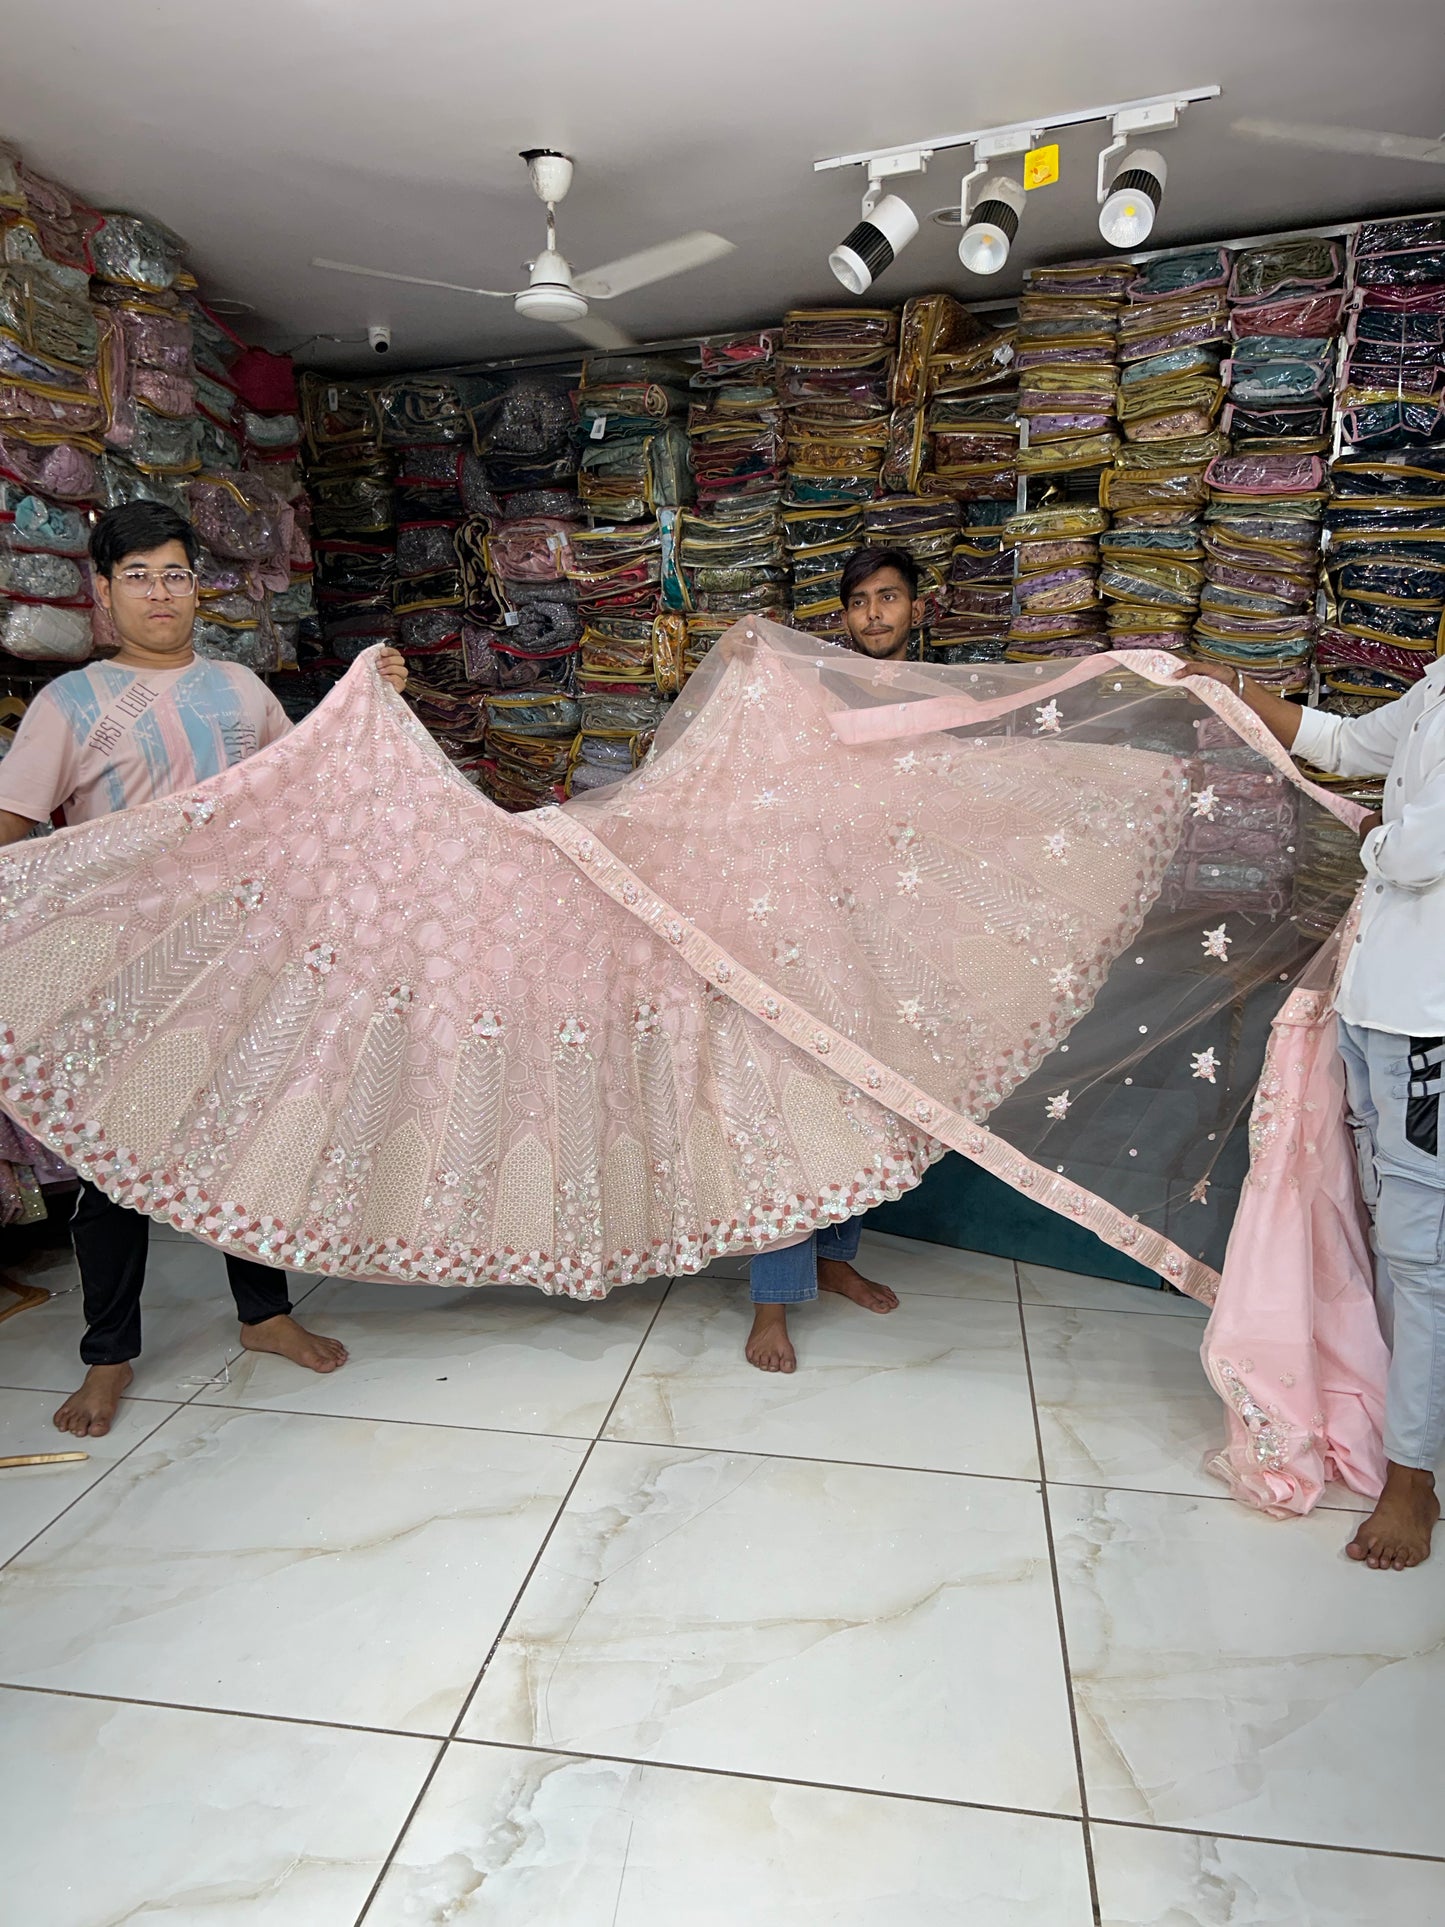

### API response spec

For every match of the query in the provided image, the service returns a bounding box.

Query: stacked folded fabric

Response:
[686,331,784,507]
[575,355,692,524]
[1226,245,1343,455]
[1320,446,1445,709]
[1015,261,1130,480]
[921,325,1019,504]
[781,308,896,637]
[303,377,396,673]
[1100,249,1231,652]
[1192,447,1328,694]
[480,687,582,812]
[1003,504,1111,659]
[1167,715,1299,919]
[930,503,1013,661]
[886,294,996,499]
[1342,216,1445,446]
[682,330,788,644]
[781,495,864,637]
[0,249,100,663]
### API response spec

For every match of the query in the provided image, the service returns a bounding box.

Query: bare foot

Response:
[1346,1463,1439,1571]
[240,1314,348,1374]
[746,1304,797,1374]
[53,1361,134,1438]
[818,1258,899,1314]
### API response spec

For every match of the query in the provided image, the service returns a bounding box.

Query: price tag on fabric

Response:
[1024,145,1059,190]
[590,414,608,440]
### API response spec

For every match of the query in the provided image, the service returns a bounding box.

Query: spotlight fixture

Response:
[826,150,928,293]
[814,86,1217,271]
[958,176,1026,275]
[1099,147,1167,247]
[829,192,921,294]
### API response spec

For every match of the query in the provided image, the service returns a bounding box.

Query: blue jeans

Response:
[749,1219,863,1304]
[1339,1020,1445,1470]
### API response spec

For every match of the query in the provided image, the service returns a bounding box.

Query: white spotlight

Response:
[828,193,921,294]
[958,176,1025,275]
[1099,147,1167,248]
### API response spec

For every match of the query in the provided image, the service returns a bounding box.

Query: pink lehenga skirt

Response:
[0,622,1380,1506]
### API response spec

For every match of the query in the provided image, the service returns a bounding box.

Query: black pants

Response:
[72,1180,292,1367]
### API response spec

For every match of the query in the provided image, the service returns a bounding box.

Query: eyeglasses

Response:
[112,567,198,598]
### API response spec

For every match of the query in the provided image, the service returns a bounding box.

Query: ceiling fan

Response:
[1233,119,1445,166]
[313,149,736,351]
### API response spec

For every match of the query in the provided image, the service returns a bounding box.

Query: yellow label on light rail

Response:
[1023,144,1059,190]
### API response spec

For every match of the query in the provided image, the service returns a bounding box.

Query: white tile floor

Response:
[1,1226,1442,1925]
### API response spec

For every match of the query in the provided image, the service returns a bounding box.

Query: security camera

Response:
[367,325,392,355]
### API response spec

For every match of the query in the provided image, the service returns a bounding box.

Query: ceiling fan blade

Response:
[310,258,514,297]
[1232,119,1445,164]
[574,232,735,300]
[553,315,636,351]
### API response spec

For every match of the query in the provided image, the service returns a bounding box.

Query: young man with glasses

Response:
[0,501,408,1438]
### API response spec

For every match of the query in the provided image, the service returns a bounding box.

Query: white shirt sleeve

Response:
[1292,695,1413,780]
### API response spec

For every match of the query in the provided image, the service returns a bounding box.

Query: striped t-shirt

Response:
[0,657,292,825]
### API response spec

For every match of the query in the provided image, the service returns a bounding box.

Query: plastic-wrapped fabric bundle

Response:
[1229,241,1343,303]
[91,214,187,293]
[0,265,98,367]
[1003,505,1109,658]
[300,375,382,462]
[781,310,896,596]
[377,375,470,446]
[486,516,577,583]
[1015,271,1123,481]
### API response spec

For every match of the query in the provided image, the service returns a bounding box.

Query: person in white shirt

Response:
[1185,657,1445,1570]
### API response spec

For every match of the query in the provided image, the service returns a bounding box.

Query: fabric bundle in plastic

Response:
[781,310,896,624]
[930,506,1013,661]
[1321,446,1445,729]
[1003,504,1110,659]
[1339,219,1445,445]
[1015,266,1125,477]
[1190,449,1327,694]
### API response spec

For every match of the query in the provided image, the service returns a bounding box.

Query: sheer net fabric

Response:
[0,624,1375,1504]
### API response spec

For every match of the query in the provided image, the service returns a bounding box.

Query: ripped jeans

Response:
[1340,1021,1445,1470]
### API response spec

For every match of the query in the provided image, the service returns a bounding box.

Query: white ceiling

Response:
[3,0,1444,372]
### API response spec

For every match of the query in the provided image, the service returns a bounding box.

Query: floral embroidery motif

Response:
[232,878,264,912]
[1044,832,1069,862]
[712,962,733,985]
[1050,966,1077,997]
[897,867,921,896]
[663,919,685,945]
[385,984,413,1013]
[1191,1046,1220,1083]
[754,788,781,810]
[898,996,924,1028]
[621,882,639,905]
[1034,700,1062,736]
[747,894,774,922]
[303,943,336,977]
[1201,924,1232,962]
[1190,785,1218,821]
[742,679,766,707]
[179,795,216,828]
[759,996,781,1021]
[557,1016,590,1048]
[1045,1091,1071,1121]
[813,1031,831,1055]
[472,1009,505,1040]
[632,1002,660,1038]
[894,750,920,774]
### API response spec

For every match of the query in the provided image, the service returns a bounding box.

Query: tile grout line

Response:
[1014,1260,1103,1927]
[349,1276,679,1926]
[5,1674,1443,1869]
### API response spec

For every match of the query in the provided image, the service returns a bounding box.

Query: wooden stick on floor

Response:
[0,1452,89,1469]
